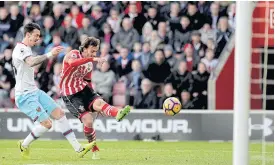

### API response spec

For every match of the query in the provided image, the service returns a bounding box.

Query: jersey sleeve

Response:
[18,47,32,61]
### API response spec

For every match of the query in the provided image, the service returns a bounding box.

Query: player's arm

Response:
[25,46,64,67]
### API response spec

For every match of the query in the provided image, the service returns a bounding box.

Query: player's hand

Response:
[50,46,64,57]
[97,58,107,66]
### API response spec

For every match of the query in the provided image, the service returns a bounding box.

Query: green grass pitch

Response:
[0,140,273,165]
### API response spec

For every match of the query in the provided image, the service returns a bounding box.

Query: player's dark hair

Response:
[79,37,100,53]
[24,22,41,36]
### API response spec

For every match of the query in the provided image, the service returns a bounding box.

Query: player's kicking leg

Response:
[85,98,131,159]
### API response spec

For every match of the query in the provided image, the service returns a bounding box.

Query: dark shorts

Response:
[62,86,101,119]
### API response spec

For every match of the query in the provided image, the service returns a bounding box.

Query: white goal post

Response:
[233,1,253,165]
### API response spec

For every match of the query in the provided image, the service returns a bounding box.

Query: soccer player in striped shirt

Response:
[60,37,131,159]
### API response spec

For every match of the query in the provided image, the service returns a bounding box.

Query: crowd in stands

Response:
[0,1,235,109]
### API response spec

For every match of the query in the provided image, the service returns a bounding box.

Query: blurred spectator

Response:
[111,17,139,52]
[92,62,115,102]
[90,5,108,29]
[79,1,93,15]
[9,5,24,38]
[165,60,193,95]
[32,37,46,56]
[0,7,11,52]
[146,6,164,30]
[78,16,99,38]
[186,2,205,30]
[128,60,144,94]
[190,31,207,59]
[124,1,142,15]
[174,16,192,52]
[58,15,79,49]
[116,47,133,77]
[156,1,170,18]
[34,63,50,93]
[99,23,114,46]
[0,63,15,108]
[52,3,65,30]
[99,43,116,72]
[139,42,153,70]
[199,23,217,45]
[183,43,200,72]
[181,90,197,109]
[201,49,219,72]
[124,3,147,35]
[206,2,221,30]
[163,45,177,71]
[41,16,55,46]
[107,8,121,33]
[15,17,32,43]
[48,63,62,99]
[2,45,13,73]
[132,42,142,60]
[30,4,43,27]
[215,16,232,58]
[97,2,113,14]
[157,21,172,45]
[149,31,162,53]
[227,3,236,29]
[134,78,157,109]
[45,33,69,62]
[206,38,216,50]
[164,2,181,32]
[158,83,177,108]
[191,62,210,109]
[142,22,153,43]
[69,5,85,29]
[144,49,171,84]
[197,1,211,15]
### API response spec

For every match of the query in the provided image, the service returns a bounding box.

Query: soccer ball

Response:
[162,97,182,116]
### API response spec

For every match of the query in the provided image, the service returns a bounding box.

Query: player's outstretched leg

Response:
[81,112,100,160]
[92,98,131,122]
[18,119,52,159]
[51,108,95,158]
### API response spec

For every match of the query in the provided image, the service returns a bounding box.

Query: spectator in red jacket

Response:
[124,3,147,35]
[69,5,84,29]
[183,43,200,72]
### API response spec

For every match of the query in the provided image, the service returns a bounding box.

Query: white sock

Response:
[56,115,82,152]
[22,124,49,148]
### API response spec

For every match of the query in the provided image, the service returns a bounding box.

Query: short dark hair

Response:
[24,22,41,36]
[79,37,100,52]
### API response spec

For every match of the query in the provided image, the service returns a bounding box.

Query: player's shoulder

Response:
[66,49,81,59]
[13,43,29,56]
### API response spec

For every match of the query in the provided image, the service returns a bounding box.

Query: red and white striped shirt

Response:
[60,50,94,96]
